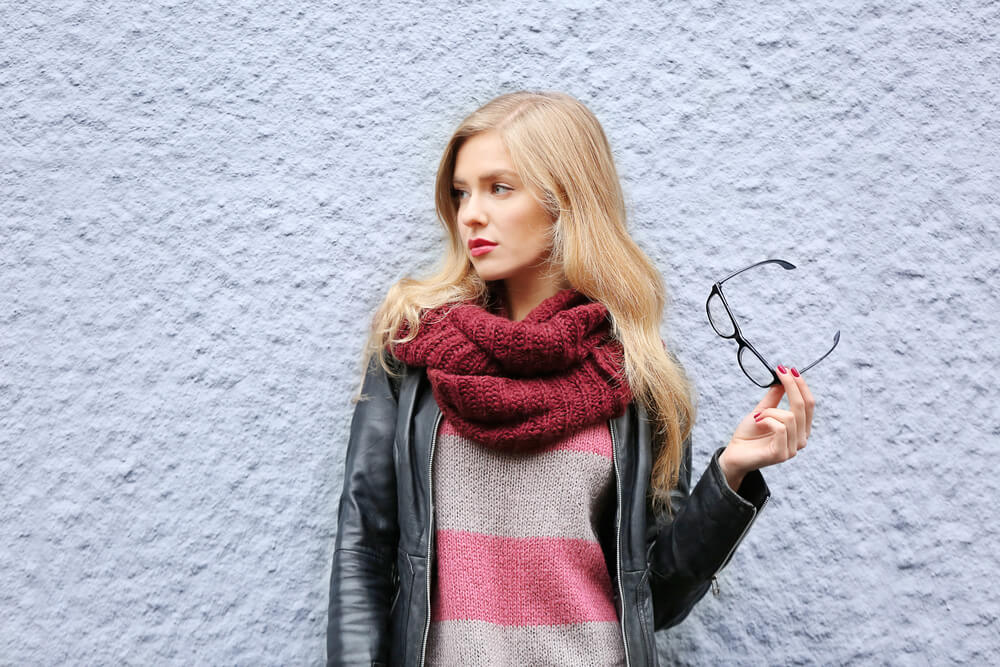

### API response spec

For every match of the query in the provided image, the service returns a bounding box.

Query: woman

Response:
[327,91,816,667]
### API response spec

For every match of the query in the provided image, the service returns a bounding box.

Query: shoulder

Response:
[381,350,409,399]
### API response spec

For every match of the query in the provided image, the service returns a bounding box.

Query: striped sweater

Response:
[424,414,627,666]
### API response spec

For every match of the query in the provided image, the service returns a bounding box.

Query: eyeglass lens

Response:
[707,292,735,337]
[738,346,773,386]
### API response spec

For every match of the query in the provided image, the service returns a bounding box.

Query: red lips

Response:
[468,237,498,249]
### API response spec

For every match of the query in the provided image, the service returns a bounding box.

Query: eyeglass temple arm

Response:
[797,330,841,374]
[718,259,797,286]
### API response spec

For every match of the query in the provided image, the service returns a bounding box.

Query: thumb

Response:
[754,384,785,412]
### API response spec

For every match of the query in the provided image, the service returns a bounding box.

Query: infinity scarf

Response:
[390,286,633,450]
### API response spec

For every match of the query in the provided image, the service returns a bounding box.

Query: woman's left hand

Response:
[718,364,816,490]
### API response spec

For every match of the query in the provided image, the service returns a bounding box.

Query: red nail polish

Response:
[777,364,787,374]
[791,367,800,377]
[754,414,763,421]
[753,412,760,418]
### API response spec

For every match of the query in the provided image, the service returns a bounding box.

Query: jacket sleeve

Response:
[645,434,770,631]
[327,354,400,666]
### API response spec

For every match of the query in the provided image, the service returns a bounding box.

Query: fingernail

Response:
[777,364,787,374]
[754,414,763,422]
[753,412,761,419]
[791,367,800,377]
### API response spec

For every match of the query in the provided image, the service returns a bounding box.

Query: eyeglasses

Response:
[707,259,841,388]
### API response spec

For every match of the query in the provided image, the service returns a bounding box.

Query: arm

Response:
[646,362,816,630]
[327,354,400,666]
[646,434,770,631]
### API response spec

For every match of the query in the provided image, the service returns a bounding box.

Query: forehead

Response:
[452,131,518,183]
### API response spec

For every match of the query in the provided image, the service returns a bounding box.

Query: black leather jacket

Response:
[328,355,771,667]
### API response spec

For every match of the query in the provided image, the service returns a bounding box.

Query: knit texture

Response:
[391,287,633,450]
[425,415,626,666]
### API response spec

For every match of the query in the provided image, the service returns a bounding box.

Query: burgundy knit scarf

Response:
[390,287,633,451]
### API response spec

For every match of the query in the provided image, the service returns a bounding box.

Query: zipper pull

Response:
[711,575,720,597]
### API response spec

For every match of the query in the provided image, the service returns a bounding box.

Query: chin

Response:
[471,265,511,283]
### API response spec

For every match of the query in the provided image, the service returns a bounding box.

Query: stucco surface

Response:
[2,1,997,664]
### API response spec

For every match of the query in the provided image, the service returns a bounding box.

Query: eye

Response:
[451,188,467,200]
[493,184,512,194]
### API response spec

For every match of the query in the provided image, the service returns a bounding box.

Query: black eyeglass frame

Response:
[707,258,841,388]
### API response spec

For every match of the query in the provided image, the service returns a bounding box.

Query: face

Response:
[451,130,556,286]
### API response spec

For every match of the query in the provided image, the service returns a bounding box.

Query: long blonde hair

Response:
[354,90,697,519]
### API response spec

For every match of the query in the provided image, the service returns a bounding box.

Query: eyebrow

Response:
[452,169,518,185]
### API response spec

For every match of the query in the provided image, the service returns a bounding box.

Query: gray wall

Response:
[3,1,996,664]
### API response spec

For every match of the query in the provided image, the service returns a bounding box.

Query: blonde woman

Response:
[327,91,817,667]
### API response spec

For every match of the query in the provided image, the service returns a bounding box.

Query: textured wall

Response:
[2,1,997,664]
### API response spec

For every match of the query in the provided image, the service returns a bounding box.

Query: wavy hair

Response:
[354,90,697,519]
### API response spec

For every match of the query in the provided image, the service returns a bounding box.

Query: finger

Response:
[756,414,788,461]
[755,408,794,459]
[792,368,815,443]
[775,365,802,452]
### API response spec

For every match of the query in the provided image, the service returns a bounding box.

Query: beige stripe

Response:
[432,430,615,540]
[426,618,626,667]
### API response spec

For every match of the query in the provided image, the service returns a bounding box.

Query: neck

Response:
[502,275,571,322]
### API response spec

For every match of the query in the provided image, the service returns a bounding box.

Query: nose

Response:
[458,190,487,229]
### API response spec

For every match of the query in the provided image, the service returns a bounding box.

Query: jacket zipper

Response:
[608,420,631,667]
[711,493,770,585]
[419,409,443,667]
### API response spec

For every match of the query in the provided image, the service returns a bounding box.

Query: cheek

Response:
[516,209,553,248]
[531,218,554,251]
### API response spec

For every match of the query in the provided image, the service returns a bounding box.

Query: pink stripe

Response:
[438,419,611,457]
[431,529,618,625]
